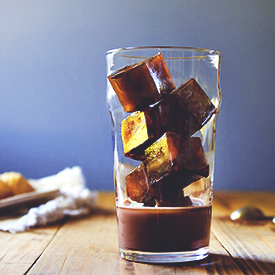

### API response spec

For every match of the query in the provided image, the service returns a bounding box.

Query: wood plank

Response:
[212,191,275,275]
[28,192,243,275]
[0,224,61,275]
[27,210,119,275]
[28,218,243,275]
[2,191,273,274]
[213,191,275,217]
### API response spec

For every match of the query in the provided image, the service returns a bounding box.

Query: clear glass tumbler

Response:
[106,47,221,263]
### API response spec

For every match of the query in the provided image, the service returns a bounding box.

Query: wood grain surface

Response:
[0,191,274,275]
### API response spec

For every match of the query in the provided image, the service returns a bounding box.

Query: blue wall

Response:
[0,1,274,191]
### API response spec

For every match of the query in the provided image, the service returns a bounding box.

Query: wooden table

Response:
[0,191,274,275]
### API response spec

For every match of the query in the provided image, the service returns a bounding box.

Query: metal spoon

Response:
[230,206,275,223]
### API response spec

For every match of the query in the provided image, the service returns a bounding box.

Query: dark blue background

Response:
[0,1,274,191]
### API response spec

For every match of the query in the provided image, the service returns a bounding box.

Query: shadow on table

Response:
[143,253,275,274]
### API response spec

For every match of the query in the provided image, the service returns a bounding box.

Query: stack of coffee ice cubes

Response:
[108,53,216,207]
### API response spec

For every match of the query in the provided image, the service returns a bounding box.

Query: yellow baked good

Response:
[0,180,13,199]
[0,172,35,196]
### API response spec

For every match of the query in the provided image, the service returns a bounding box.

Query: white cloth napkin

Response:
[0,166,98,233]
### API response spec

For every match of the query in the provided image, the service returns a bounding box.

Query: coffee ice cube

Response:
[144,188,192,207]
[145,132,208,184]
[107,52,175,112]
[120,78,216,161]
[177,78,216,127]
[125,163,152,203]
[125,132,209,205]
[148,164,207,206]
[121,111,156,160]
[150,171,196,206]
[154,189,193,207]
[126,163,198,206]
[147,78,216,137]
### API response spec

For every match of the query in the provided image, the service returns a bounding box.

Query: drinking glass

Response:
[106,47,221,263]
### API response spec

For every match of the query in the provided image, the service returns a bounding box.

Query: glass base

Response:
[119,247,209,263]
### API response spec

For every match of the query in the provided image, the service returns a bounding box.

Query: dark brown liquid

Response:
[116,204,211,253]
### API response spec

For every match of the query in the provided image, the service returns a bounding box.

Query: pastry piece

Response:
[0,172,34,195]
[0,180,13,199]
[108,52,175,112]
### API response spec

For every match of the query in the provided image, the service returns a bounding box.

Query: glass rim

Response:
[106,46,221,56]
